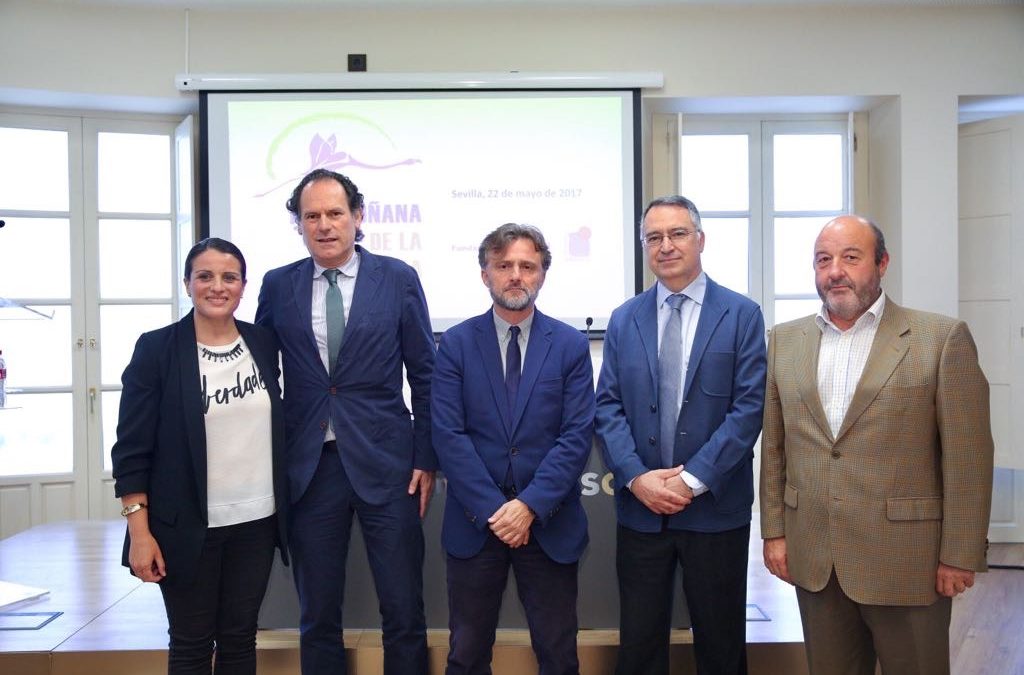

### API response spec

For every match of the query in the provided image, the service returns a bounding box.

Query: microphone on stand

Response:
[585,316,593,341]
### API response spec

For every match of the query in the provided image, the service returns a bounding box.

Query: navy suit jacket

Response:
[432,308,595,564]
[111,311,289,587]
[595,277,766,534]
[255,246,436,505]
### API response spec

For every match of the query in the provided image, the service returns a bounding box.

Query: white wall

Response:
[867,96,903,303]
[2,1,1023,310]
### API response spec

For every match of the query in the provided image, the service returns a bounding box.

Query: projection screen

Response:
[202,89,642,332]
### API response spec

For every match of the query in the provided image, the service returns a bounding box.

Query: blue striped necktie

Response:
[659,294,685,468]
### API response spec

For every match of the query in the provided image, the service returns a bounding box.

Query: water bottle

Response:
[0,349,6,408]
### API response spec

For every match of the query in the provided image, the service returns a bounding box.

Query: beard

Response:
[819,278,881,323]
[491,284,537,312]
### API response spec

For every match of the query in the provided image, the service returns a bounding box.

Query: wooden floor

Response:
[0,520,1019,675]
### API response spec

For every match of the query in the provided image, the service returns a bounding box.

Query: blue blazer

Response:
[595,277,766,534]
[432,308,595,564]
[111,311,289,587]
[255,246,437,505]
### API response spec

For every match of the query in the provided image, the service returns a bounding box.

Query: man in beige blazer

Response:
[760,215,993,675]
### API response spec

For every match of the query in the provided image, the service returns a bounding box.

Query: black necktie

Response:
[505,325,521,417]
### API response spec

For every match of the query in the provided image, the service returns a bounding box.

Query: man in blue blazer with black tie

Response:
[596,196,767,675]
[432,223,595,675]
[255,169,436,675]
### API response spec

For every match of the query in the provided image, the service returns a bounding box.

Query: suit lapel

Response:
[176,311,208,513]
[345,246,381,354]
[836,300,911,441]
[682,279,725,399]
[289,258,318,362]
[473,311,514,436]
[511,310,553,433]
[632,287,659,391]
[795,319,833,441]
[238,322,286,508]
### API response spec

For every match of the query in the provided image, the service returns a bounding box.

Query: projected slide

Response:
[205,91,638,331]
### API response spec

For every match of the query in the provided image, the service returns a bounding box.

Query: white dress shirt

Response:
[312,251,360,442]
[656,274,709,496]
[815,293,886,437]
[626,273,711,496]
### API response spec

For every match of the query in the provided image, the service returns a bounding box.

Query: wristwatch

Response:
[120,503,147,517]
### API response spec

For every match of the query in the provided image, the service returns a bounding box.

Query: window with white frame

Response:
[0,120,78,477]
[0,112,182,514]
[678,116,851,326]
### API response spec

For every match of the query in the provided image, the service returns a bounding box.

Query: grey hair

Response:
[864,218,887,265]
[477,223,553,271]
[639,195,702,235]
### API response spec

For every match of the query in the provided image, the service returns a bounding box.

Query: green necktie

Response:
[323,269,346,373]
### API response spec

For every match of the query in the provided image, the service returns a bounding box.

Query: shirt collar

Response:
[656,271,707,308]
[816,292,886,333]
[493,308,535,339]
[313,250,360,279]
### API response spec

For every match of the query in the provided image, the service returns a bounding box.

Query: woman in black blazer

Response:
[112,238,288,675]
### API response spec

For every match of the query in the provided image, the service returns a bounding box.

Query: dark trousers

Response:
[289,443,427,675]
[615,523,750,675]
[446,532,580,675]
[159,515,277,675]
[796,570,952,675]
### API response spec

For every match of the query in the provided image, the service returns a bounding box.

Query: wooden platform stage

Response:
[0,520,1019,675]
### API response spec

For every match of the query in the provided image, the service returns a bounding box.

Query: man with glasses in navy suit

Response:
[596,196,767,675]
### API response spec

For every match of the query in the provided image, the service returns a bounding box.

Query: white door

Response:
[0,113,89,538]
[0,112,183,537]
[959,113,1024,543]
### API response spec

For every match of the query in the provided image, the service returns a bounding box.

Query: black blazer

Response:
[111,311,289,587]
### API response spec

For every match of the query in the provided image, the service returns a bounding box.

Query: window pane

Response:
[177,221,194,316]
[680,135,749,211]
[176,132,193,217]
[0,128,69,211]
[0,393,73,475]
[100,305,173,386]
[102,390,121,473]
[774,216,832,295]
[701,217,749,294]
[0,218,71,298]
[773,134,843,211]
[99,219,174,299]
[774,299,821,326]
[98,132,171,213]
[0,306,72,387]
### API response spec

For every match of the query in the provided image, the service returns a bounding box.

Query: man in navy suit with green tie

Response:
[256,169,436,675]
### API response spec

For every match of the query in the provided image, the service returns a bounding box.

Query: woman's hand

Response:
[121,493,165,582]
[128,531,166,582]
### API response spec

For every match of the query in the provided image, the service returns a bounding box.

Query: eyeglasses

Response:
[641,229,699,248]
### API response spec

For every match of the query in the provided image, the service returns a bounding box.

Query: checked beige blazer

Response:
[760,299,994,606]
